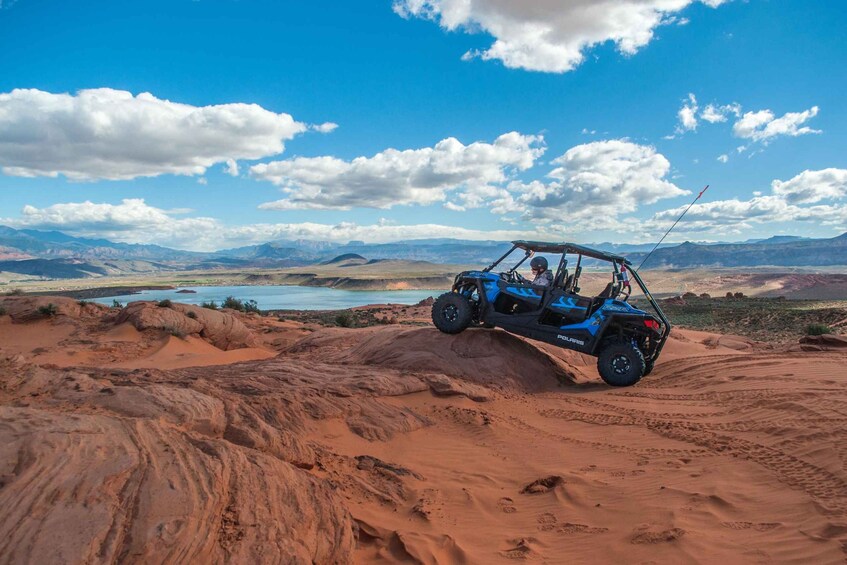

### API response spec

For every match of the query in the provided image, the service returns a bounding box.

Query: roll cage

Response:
[481,240,672,358]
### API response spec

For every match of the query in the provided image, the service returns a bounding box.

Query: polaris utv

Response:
[431,241,671,387]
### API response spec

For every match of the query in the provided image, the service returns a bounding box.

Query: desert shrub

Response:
[725,292,734,299]
[734,292,745,299]
[222,296,243,311]
[805,323,833,336]
[699,293,711,299]
[112,299,123,308]
[335,312,354,328]
[201,300,218,310]
[164,325,186,339]
[38,303,58,317]
[6,288,24,296]
[243,299,260,314]
[0,306,6,316]
[186,311,198,319]
[157,299,173,308]
[682,292,697,299]
[77,299,90,306]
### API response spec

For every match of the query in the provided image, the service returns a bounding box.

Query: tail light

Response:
[644,318,660,331]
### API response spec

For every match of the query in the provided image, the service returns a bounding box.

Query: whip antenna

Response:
[637,185,709,271]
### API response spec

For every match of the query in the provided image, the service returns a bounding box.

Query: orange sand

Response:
[0,296,845,563]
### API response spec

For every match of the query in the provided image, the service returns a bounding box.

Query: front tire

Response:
[597,339,646,387]
[432,292,473,334]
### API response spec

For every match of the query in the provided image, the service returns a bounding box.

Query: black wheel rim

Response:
[611,354,632,375]
[443,304,458,322]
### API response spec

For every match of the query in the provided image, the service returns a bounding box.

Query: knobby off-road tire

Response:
[432,292,474,334]
[597,339,646,387]
[643,358,655,377]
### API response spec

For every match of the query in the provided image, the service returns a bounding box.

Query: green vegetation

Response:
[77,299,90,306]
[5,288,24,296]
[37,303,58,317]
[805,323,834,336]
[271,305,408,328]
[201,300,218,310]
[186,311,198,319]
[221,296,261,314]
[157,299,173,308]
[335,312,355,327]
[646,296,846,341]
[0,306,6,316]
[112,299,123,308]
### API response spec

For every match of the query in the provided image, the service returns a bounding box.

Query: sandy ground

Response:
[1,296,846,564]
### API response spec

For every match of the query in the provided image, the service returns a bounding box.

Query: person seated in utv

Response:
[529,256,553,287]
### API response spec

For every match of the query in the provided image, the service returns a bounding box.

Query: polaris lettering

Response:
[557,335,585,346]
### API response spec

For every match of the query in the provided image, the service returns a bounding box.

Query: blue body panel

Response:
[559,298,648,336]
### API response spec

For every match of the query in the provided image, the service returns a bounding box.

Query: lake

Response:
[92,285,438,311]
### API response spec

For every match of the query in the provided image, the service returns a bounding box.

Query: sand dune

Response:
[0,296,846,563]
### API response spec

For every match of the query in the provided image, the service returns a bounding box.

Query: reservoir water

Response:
[92,285,438,311]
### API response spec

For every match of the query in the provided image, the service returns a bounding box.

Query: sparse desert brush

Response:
[805,323,833,336]
[6,288,24,296]
[186,311,198,319]
[201,300,218,310]
[157,299,173,308]
[335,312,354,328]
[222,296,244,311]
[243,299,260,314]
[0,306,6,316]
[112,299,123,308]
[77,299,90,306]
[164,325,187,339]
[38,303,58,317]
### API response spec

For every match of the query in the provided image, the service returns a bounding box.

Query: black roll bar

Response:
[483,244,517,273]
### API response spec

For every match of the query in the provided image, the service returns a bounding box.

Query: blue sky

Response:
[0,0,845,250]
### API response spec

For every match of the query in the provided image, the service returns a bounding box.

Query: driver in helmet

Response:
[529,256,553,287]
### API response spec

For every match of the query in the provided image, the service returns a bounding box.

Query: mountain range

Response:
[0,224,845,279]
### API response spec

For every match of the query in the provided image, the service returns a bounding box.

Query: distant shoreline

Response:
[26,285,177,300]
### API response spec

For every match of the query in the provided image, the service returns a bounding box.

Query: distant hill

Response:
[0,259,109,279]
[629,233,847,269]
[321,253,368,266]
[2,224,847,280]
[0,225,205,263]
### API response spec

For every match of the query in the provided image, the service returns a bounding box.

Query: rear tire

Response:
[643,359,655,377]
[432,292,473,334]
[597,339,645,387]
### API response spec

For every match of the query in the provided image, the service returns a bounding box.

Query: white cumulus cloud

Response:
[253,132,545,210]
[677,93,699,132]
[2,198,548,251]
[393,0,730,73]
[0,88,308,181]
[311,122,339,133]
[506,140,689,225]
[701,102,741,123]
[771,168,847,204]
[645,168,847,235]
[732,106,821,143]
